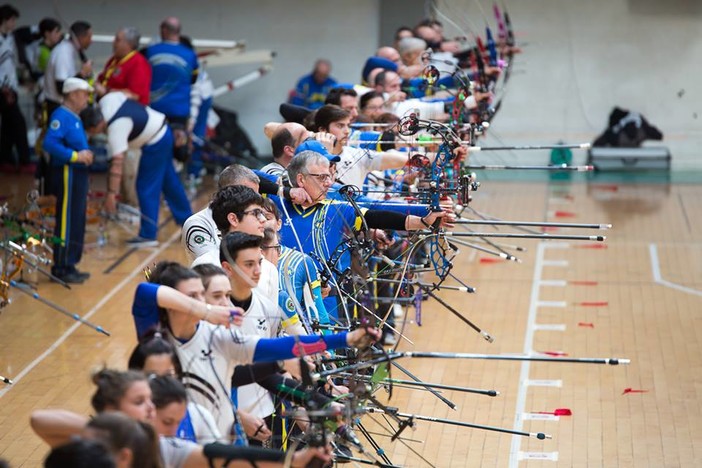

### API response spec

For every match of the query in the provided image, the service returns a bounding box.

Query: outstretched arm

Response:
[30,409,88,448]
[132,283,240,339]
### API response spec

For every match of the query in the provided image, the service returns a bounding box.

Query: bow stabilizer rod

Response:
[342,373,499,397]
[9,281,110,336]
[365,407,551,440]
[423,289,494,342]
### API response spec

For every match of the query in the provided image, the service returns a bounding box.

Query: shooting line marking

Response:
[0,229,182,398]
[649,244,702,297]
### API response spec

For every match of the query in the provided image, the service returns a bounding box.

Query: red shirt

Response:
[99,51,152,105]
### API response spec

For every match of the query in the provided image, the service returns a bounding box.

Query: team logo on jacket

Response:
[257,318,268,332]
[50,120,60,130]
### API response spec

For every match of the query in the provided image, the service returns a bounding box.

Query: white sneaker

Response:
[383,334,398,346]
[393,304,404,318]
[125,236,159,248]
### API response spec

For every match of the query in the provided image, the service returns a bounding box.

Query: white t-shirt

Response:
[42,39,82,103]
[159,436,199,468]
[0,32,18,90]
[99,91,167,155]
[235,290,282,419]
[183,207,280,299]
[187,401,222,444]
[260,161,286,179]
[182,207,219,262]
[170,321,259,438]
[190,69,214,121]
[337,146,383,189]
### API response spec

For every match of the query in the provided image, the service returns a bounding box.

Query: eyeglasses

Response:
[262,244,282,255]
[306,173,333,183]
[242,208,267,221]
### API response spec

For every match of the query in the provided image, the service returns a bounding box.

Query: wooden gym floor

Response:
[1,172,701,467]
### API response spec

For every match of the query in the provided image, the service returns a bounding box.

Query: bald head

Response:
[376,46,400,64]
[160,16,181,40]
[285,122,309,143]
[271,122,310,163]
[367,67,384,87]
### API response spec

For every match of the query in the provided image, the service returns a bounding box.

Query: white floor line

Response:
[649,244,702,297]
[543,242,570,250]
[536,300,567,308]
[0,229,182,398]
[525,379,562,387]
[518,452,559,461]
[509,242,547,467]
[523,413,560,421]
[539,280,567,287]
[542,260,569,267]
[533,323,566,331]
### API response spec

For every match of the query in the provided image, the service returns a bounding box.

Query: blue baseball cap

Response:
[294,139,341,163]
[362,57,398,83]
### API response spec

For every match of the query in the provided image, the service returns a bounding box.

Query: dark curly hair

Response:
[209,185,264,235]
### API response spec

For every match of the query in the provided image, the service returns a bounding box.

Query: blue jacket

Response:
[43,106,90,167]
[290,73,337,110]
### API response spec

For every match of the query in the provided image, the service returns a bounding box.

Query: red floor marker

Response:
[577,322,595,328]
[622,388,649,395]
[570,280,599,286]
[536,408,573,416]
[578,301,609,307]
[553,210,576,218]
[552,194,575,201]
[540,351,569,357]
[542,226,560,232]
[592,184,619,192]
[479,257,503,264]
[576,243,608,249]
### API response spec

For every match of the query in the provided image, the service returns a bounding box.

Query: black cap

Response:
[279,103,311,124]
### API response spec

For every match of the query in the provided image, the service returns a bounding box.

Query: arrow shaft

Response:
[10,281,110,336]
[464,164,591,171]
[440,232,606,241]
[469,143,590,151]
[405,352,629,365]
[454,219,611,230]
[447,237,519,261]
[390,360,457,410]
[344,373,497,396]
[424,289,493,342]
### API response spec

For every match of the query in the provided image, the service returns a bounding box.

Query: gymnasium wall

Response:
[432,0,702,170]
[18,0,382,158]
[18,0,702,170]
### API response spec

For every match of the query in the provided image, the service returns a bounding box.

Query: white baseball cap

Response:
[62,77,94,94]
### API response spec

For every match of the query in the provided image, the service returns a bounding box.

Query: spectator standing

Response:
[289,59,337,110]
[96,26,151,105]
[0,4,32,173]
[42,20,93,117]
[42,78,94,284]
